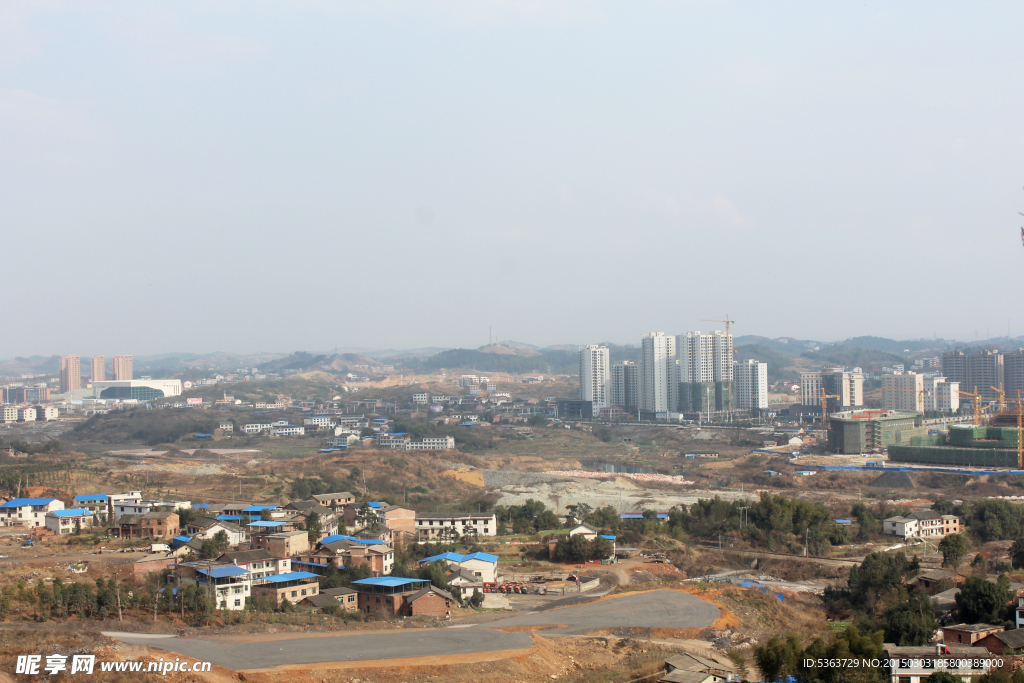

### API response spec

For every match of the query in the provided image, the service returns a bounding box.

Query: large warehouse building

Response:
[827,410,927,454]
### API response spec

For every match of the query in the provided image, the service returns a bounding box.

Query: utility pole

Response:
[804,528,809,557]
[115,569,122,622]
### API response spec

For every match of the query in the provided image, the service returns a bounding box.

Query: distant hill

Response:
[408,348,578,374]
[734,344,799,383]
[800,345,908,369]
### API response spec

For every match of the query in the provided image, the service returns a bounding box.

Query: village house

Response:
[251,529,309,556]
[44,508,94,535]
[883,510,961,539]
[310,586,359,612]
[0,498,64,528]
[297,536,393,576]
[72,495,109,520]
[250,571,321,607]
[343,502,416,535]
[217,548,291,580]
[658,652,732,683]
[568,522,599,539]
[415,512,497,541]
[942,623,1004,646]
[976,629,1024,656]
[138,511,180,539]
[882,644,994,683]
[305,492,356,508]
[176,562,251,611]
[186,517,247,545]
[417,552,499,584]
[352,577,454,618]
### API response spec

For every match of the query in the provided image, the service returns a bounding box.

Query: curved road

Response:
[106,589,720,671]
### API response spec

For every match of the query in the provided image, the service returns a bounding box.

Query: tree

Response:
[469,588,484,608]
[956,574,1012,624]
[883,592,937,645]
[213,530,230,552]
[305,512,323,545]
[534,510,560,532]
[725,650,748,682]
[566,503,592,525]
[925,673,963,683]
[260,508,273,521]
[939,533,968,571]
[355,504,376,529]
[752,635,788,683]
[1009,536,1024,569]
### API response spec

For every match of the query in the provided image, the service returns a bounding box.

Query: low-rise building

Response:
[139,511,180,539]
[251,529,309,557]
[415,512,497,541]
[405,435,455,451]
[0,498,64,527]
[176,562,251,611]
[883,511,961,539]
[44,508,94,535]
[250,571,321,607]
[73,494,109,519]
[306,492,356,508]
[882,644,994,683]
[352,577,453,618]
[977,629,1024,656]
[943,623,1004,646]
[186,517,247,545]
[417,551,498,584]
[216,549,291,580]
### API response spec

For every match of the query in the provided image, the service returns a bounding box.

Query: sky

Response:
[2,1,1024,357]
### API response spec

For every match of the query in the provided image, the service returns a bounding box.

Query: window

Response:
[234,599,241,607]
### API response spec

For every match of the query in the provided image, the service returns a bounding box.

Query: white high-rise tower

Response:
[578,345,610,410]
[639,333,677,413]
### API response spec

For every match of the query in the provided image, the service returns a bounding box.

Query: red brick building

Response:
[352,577,454,619]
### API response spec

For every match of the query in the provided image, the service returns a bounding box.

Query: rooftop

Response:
[1,498,58,507]
[49,508,91,517]
[258,571,319,584]
[352,577,425,588]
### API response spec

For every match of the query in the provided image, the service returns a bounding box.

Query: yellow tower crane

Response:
[956,387,984,426]
[991,386,1006,413]
[700,315,735,337]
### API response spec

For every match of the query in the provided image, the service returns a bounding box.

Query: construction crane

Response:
[821,388,840,450]
[956,387,984,426]
[991,386,1006,413]
[701,315,735,338]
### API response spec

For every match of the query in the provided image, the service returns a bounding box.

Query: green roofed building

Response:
[888,423,1023,468]
[828,410,926,455]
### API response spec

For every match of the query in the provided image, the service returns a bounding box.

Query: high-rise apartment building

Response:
[639,333,677,413]
[610,361,639,410]
[112,355,133,381]
[882,372,924,411]
[91,356,106,381]
[734,359,768,410]
[59,355,81,394]
[942,350,1004,400]
[677,330,734,413]
[1005,350,1024,402]
[924,376,960,413]
[801,367,864,410]
[578,345,610,410]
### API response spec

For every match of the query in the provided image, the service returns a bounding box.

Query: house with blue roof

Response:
[176,561,252,611]
[251,571,321,607]
[351,577,454,618]
[417,551,499,583]
[44,508,94,535]
[0,498,63,528]
[73,494,109,517]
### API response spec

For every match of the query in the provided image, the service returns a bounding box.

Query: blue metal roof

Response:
[216,515,242,521]
[50,508,90,517]
[194,504,209,508]
[173,535,191,542]
[243,505,278,512]
[352,577,424,587]
[1,498,58,507]
[419,551,498,564]
[197,566,249,578]
[367,501,383,508]
[193,433,213,438]
[248,520,285,527]
[259,571,319,583]
[320,534,387,546]
[600,535,616,540]
[74,494,108,502]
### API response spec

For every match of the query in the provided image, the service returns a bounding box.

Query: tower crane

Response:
[956,387,984,426]
[991,386,1006,413]
[701,315,735,338]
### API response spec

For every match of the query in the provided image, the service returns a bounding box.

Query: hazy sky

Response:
[3,1,1023,357]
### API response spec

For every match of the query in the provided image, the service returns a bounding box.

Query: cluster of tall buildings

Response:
[800,367,865,411]
[578,331,768,417]
[58,354,132,393]
[942,349,1024,401]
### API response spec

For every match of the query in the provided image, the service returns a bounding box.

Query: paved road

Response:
[107,628,533,670]
[484,589,720,635]
[105,590,719,670]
